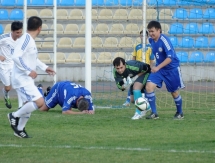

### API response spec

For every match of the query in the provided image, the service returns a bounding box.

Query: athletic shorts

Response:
[130,73,149,95]
[0,64,13,86]
[45,82,59,109]
[16,83,43,103]
[147,66,185,92]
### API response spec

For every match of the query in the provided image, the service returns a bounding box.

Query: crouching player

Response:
[113,57,151,120]
[39,81,95,115]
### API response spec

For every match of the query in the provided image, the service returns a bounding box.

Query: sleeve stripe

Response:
[0,33,10,40]
[18,57,32,71]
[21,34,30,51]
[161,36,171,51]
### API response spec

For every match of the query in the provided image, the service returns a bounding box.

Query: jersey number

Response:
[155,52,159,59]
[70,83,82,88]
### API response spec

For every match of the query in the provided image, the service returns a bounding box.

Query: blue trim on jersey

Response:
[21,34,30,51]
[19,57,32,71]
[135,43,142,51]
[20,87,32,101]
[0,33,10,40]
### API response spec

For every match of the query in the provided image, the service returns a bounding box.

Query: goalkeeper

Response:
[113,57,151,120]
[123,30,155,107]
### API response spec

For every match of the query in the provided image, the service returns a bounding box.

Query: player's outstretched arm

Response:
[62,109,89,115]
[45,67,56,76]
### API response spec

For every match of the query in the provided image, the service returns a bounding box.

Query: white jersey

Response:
[0,33,16,65]
[11,33,48,89]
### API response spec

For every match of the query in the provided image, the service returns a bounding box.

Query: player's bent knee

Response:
[35,97,45,108]
[145,82,156,93]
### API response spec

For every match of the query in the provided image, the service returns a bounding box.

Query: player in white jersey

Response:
[7,16,55,138]
[0,21,23,109]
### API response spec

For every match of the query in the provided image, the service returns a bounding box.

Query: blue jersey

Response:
[45,81,94,111]
[149,34,179,70]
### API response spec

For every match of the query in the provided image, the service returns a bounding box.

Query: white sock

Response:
[13,101,38,117]
[3,88,8,97]
[17,113,31,131]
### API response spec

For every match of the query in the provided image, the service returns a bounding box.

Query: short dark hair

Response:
[27,16,42,31]
[11,21,23,31]
[140,30,149,37]
[147,20,161,30]
[113,57,125,67]
[77,98,89,111]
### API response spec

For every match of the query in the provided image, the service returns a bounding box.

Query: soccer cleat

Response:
[146,112,159,119]
[37,84,43,88]
[131,111,146,120]
[174,112,184,119]
[44,86,51,97]
[2,88,12,109]
[123,101,130,106]
[7,113,19,131]
[14,128,31,138]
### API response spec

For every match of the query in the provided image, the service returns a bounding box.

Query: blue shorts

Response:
[147,67,185,92]
[45,83,60,109]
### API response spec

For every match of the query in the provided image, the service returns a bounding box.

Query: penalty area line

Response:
[0,144,215,154]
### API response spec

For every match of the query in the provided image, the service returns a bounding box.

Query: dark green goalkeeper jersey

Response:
[113,60,150,90]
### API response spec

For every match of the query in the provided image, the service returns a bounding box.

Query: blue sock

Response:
[133,90,142,114]
[126,90,131,103]
[38,87,44,97]
[145,92,157,114]
[174,95,183,114]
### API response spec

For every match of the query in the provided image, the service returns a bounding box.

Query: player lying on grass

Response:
[113,57,151,120]
[39,81,95,115]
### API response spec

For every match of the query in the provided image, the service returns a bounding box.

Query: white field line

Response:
[0,144,215,154]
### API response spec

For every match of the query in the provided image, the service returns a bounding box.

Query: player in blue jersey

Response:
[39,81,95,115]
[113,57,151,120]
[145,20,185,119]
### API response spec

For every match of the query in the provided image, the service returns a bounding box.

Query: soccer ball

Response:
[135,97,149,111]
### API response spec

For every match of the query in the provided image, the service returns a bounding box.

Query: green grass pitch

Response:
[0,98,215,163]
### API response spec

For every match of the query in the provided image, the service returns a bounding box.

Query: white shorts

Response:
[16,84,42,103]
[0,64,13,86]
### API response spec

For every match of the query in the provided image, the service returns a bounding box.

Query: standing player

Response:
[113,57,151,120]
[0,21,23,109]
[39,81,95,114]
[7,16,55,138]
[123,30,155,106]
[145,20,185,119]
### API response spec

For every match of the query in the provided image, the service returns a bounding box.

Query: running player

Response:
[7,16,55,138]
[0,21,23,109]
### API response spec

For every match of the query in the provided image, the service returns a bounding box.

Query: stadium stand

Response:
[30,0,45,6]
[163,0,176,6]
[203,8,215,19]
[204,51,215,62]
[173,8,188,19]
[169,23,184,34]
[94,23,109,34]
[159,9,173,20]
[51,52,66,64]
[97,52,112,64]
[49,24,64,34]
[118,37,133,48]
[9,9,23,20]
[105,0,119,6]
[124,23,139,34]
[27,9,39,18]
[194,36,209,48]
[4,24,11,33]
[176,51,189,63]
[41,37,54,48]
[183,23,199,34]
[98,9,113,20]
[199,22,214,34]
[188,8,203,19]
[128,9,142,20]
[169,36,178,48]
[68,9,84,20]
[82,53,97,63]
[92,36,103,48]
[113,9,128,20]
[40,24,49,35]
[0,25,3,34]
[57,9,68,20]
[189,51,204,63]
[75,0,85,6]
[66,53,82,63]
[1,0,16,6]
[58,0,74,6]
[103,37,118,48]
[179,36,194,48]
[147,9,157,20]
[73,37,85,48]
[113,52,127,60]
[209,37,215,48]
[40,9,53,18]
[57,37,72,48]
[64,24,79,34]
[109,24,124,34]
[79,24,94,34]
[38,53,51,64]
[0,9,9,20]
